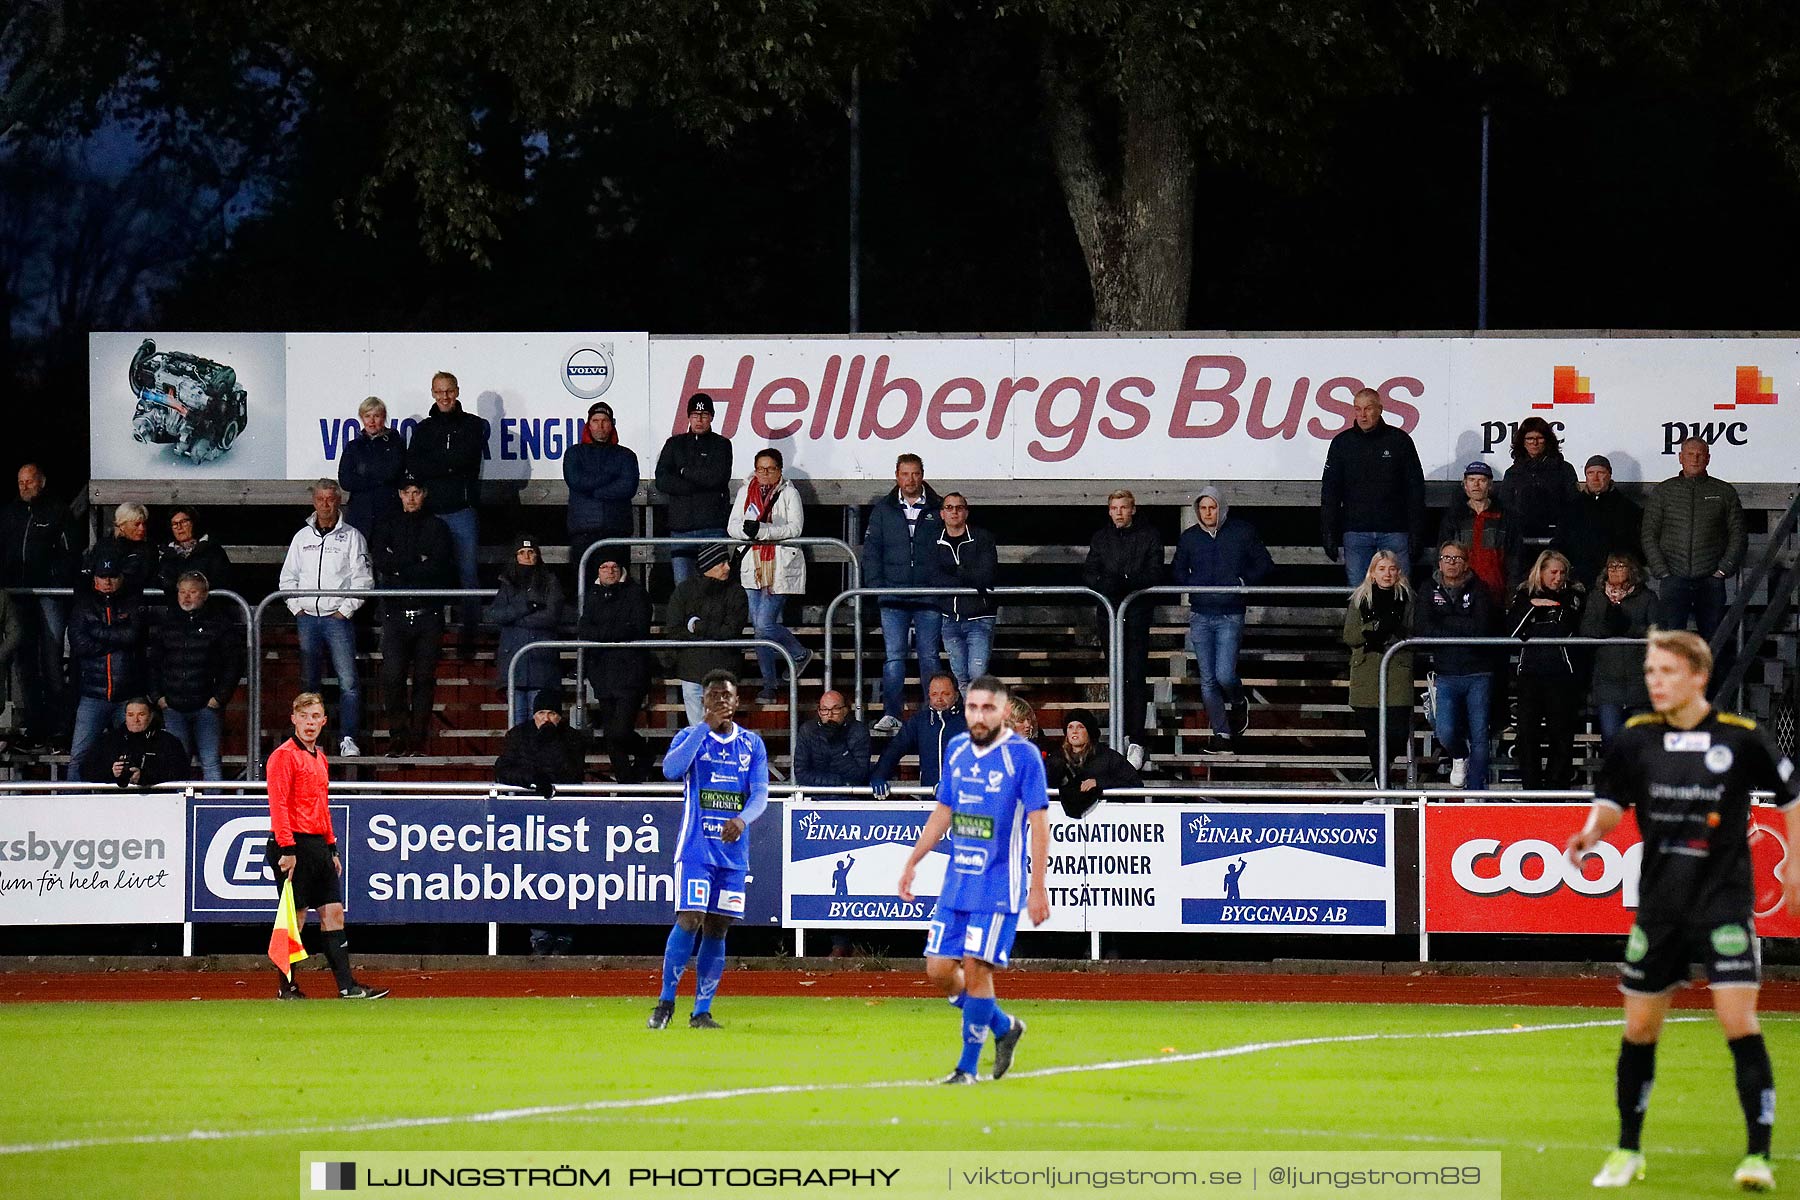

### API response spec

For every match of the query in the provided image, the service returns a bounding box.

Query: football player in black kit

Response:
[1567,629,1800,1191]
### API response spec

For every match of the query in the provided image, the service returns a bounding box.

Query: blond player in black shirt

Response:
[1567,629,1800,1191]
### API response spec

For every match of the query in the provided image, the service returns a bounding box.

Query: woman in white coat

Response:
[729,448,813,696]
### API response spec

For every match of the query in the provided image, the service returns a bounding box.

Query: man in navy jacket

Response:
[563,401,640,578]
[1171,487,1273,752]
[871,673,966,797]
[862,454,944,735]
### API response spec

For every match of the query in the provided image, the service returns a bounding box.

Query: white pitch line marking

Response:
[0,1015,1703,1157]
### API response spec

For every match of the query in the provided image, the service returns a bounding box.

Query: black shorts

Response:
[267,834,342,911]
[1620,915,1761,996]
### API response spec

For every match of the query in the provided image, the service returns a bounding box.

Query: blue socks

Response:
[958,997,996,1074]
[694,935,727,1014]
[660,923,699,1003]
[948,991,966,1009]
[988,1004,1013,1038]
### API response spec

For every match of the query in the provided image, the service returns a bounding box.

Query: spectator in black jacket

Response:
[1081,489,1164,747]
[1500,417,1578,550]
[406,372,486,633]
[1046,708,1140,818]
[156,508,233,595]
[1565,455,1643,589]
[490,536,566,728]
[84,502,160,594]
[1416,542,1495,790]
[339,396,406,539]
[495,687,587,796]
[654,393,733,585]
[564,400,641,578]
[931,493,999,695]
[793,690,872,790]
[69,556,147,781]
[0,463,74,743]
[1506,549,1587,790]
[872,673,967,798]
[369,477,456,755]
[1581,552,1657,752]
[1319,388,1425,584]
[149,571,244,781]
[1437,462,1519,604]
[1171,487,1273,754]
[579,551,654,783]
[862,454,945,735]
[80,697,189,788]
[666,543,750,725]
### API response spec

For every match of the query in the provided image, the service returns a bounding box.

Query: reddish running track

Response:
[6,969,1800,1008]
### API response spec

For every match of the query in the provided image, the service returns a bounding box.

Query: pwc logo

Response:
[1716,366,1780,411]
[1532,365,1595,410]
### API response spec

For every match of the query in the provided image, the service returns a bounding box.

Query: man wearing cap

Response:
[1565,454,1644,589]
[1642,438,1745,642]
[578,551,654,783]
[405,371,485,636]
[563,400,640,578]
[654,393,733,585]
[279,480,375,757]
[666,543,750,725]
[1045,708,1140,819]
[369,476,456,755]
[67,554,148,780]
[1437,461,1520,605]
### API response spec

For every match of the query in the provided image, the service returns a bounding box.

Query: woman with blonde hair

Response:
[1507,548,1586,788]
[1342,550,1414,778]
[1580,551,1657,752]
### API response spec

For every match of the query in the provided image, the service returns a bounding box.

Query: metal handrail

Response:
[820,586,1117,741]
[1709,486,1800,661]
[1115,584,1352,748]
[1375,635,1649,788]
[509,637,800,756]
[249,588,498,779]
[573,535,861,728]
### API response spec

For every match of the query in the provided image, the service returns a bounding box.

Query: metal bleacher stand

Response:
[509,637,802,758]
[821,585,1117,740]
[248,588,499,780]
[1376,636,1651,789]
[573,535,862,729]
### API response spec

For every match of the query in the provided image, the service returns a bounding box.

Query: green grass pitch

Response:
[1,996,1793,1197]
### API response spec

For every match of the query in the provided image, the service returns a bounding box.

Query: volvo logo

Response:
[562,346,616,401]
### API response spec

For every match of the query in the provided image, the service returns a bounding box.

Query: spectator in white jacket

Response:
[727,448,812,700]
[278,479,374,754]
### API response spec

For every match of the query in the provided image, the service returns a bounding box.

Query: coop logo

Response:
[1717,366,1780,411]
[188,803,349,916]
[310,1161,356,1191]
[562,345,616,401]
[1449,835,1641,906]
[1531,365,1595,410]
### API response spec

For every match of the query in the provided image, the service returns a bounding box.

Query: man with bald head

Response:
[1642,437,1746,642]
[0,464,74,745]
[794,689,872,790]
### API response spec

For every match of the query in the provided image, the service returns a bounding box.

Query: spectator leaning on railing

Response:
[931,492,999,695]
[80,696,188,788]
[1046,707,1140,819]
[1171,486,1272,756]
[1342,550,1414,779]
[278,480,373,757]
[1082,488,1163,751]
[148,569,243,782]
[794,689,872,790]
[1581,552,1658,752]
[1640,437,1746,642]
[666,543,750,726]
[1320,388,1425,584]
[1416,541,1495,790]
[728,447,812,701]
[1506,548,1587,790]
[872,672,966,799]
[338,396,405,540]
[68,553,147,781]
[487,535,564,731]
[156,507,233,595]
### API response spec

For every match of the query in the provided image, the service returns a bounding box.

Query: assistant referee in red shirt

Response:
[267,691,388,1000]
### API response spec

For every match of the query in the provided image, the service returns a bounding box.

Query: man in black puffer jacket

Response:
[405,372,486,632]
[1319,388,1426,584]
[149,571,244,781]
[80,697,190,788]
[579,552,654,782]
[654,393,733,585]
[369,477,457,755]
[665,544,749,725]
[1081,489,1164,747]
[69,557,147,781]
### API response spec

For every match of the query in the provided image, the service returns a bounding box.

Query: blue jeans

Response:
[879,604,942,718]
[71,697,127,782]
[1186,612,1245,734]
[438,507,481,628]
[680,681,705,727]
[1657,574,1727,641]
[746,588,808,685]
[296,613,362,739]
[1431,672,1491,789]
[1595,703,1646,754]
[1342,531,1411,587]
[161,705,223,781]
[941,615,995,693]
[670,528,728,585]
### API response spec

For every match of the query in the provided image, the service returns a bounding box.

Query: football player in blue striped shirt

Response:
[649,670,769,1030]
[898,675,1050,1083]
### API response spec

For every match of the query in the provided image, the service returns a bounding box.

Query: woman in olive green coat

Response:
[1343,550,1415,777]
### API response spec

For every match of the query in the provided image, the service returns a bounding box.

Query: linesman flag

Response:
[267,879,309,979]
